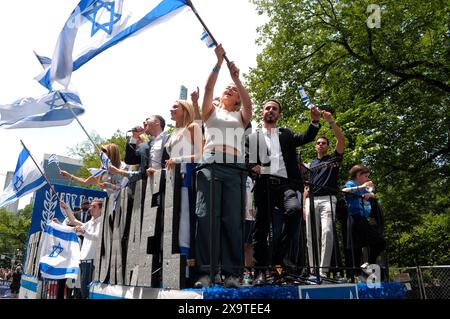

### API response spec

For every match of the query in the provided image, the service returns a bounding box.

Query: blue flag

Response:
[0,147,46,208]
[35,0,189,90]
[0,90,85,129]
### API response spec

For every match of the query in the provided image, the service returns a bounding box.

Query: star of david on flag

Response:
[0,147,46,208]
[35,0,189,90]
[0,89,85,129]
[39,221,80,280]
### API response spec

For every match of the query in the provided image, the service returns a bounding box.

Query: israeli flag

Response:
[33,51,52,69]
[0,147,46,208]
[48,154,61,172]
[36,0,189,90]
[297,85,312,109]
[39,221,81,280]
[200,30,215,48]
[0,89,85,129]
[88,167,106,177]
[99,149,110,170]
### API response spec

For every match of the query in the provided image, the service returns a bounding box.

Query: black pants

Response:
[253,178,302,274]
[195,163,247,277]
[80,260,94,299]
[350,215,386,266]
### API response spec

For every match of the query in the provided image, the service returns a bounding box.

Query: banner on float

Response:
[29,183,107,236]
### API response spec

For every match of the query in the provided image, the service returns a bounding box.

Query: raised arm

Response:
[59,200,82,226]
[322,111,345,154]
[60,170,97,186]
[227,61,252,127]
[191,86,201,121]
[202,44,225,122]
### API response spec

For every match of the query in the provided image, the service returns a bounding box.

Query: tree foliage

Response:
[247,0,449,266]
[67,130,127,187]
[0,204,33,266]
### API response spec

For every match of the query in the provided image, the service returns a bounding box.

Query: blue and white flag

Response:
[0,147,46,208]
[36,0,189,90]
[48,154,61,171]
[33,51,52,69]
[99,149,110,170]
[200,30,215,48]
[88,167,106,177]
[297,85,312,109]
[39,221,80,280]
[0,89,85,129]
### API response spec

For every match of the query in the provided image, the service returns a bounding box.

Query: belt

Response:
[268,176,288,185]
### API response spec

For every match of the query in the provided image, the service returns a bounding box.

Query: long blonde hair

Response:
[165,100,195,150]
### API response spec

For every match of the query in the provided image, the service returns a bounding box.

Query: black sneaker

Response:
[224,276,241,288]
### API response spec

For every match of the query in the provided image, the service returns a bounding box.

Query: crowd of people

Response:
[48,43,386,295]
[0,264,22,298]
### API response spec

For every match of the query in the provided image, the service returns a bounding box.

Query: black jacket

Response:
[246,123,320,190]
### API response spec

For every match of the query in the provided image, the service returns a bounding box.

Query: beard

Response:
[264,114,276,124]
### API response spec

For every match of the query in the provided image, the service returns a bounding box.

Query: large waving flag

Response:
[0,89,85,129]
[39,221,81,279]
[36,0,189,90]
[0,147,46,208]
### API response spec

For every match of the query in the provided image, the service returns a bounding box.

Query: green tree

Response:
[0,204,33,267]
[67,130,127,187]
[248,0,449,266]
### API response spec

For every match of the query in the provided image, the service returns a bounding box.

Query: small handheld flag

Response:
[99,149,110,170]
[48,154,61,172]
[200,30,215,48]
[298,85,312,109]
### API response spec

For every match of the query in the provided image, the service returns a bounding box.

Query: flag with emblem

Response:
[0,147,46,208]
[35,0,189,90]
[0,89,85,129]
[39,221,81,279]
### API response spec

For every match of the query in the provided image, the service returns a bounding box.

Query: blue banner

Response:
[29,183,106,236]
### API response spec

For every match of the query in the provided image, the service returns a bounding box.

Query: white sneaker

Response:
[360,262,370,269]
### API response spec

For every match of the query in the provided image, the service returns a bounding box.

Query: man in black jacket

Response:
[246,99,321,285]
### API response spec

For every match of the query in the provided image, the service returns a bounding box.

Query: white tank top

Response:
[204,107,245,155]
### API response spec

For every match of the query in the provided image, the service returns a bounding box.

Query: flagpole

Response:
[20,140,78,223]
[186,0,230,64]
[63,97,102,155]
[19,140,58,197]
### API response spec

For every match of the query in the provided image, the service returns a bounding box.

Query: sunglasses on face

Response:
[316,141,327,145]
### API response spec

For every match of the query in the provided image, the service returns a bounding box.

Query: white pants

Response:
[305,195,336,273]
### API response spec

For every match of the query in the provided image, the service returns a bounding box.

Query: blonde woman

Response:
[165,100,202,276]
[60,143,124,194]
[194,43,252,288]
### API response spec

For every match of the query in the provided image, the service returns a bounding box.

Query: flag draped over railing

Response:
[35,0,189,90]
[39,221,81,280]
[0,89,85,129]
[0,147,46,208]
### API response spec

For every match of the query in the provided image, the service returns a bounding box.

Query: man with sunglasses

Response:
[246,99,321,285]
[305,111,345,278]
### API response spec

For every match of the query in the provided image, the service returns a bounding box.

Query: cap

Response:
[81,199,91,205]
